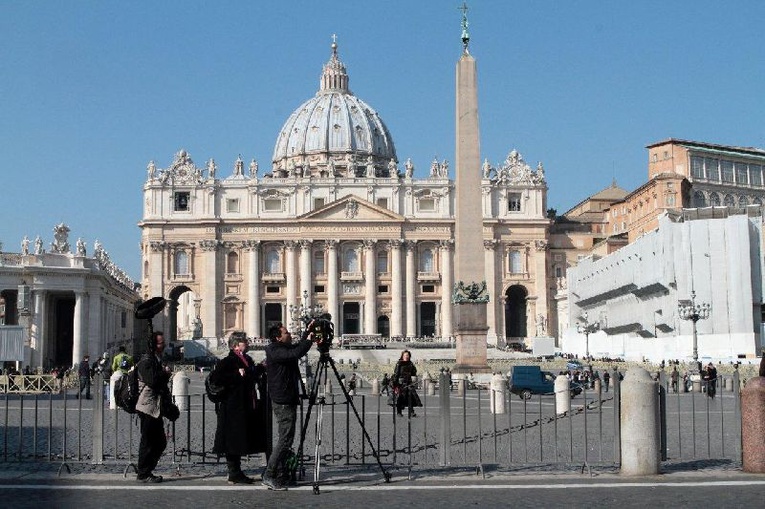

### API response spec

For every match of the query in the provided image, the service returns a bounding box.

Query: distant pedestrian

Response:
[77,355,92,399]
[348,373,357,396]
[381,373,390,395]
[602,371,610,393]
[112,346,133,374]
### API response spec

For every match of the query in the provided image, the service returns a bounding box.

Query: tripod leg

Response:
[297,358,326,481]
[326,355,391,483]
[313,395,324,494]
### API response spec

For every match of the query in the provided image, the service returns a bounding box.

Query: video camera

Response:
[302,312,334,353]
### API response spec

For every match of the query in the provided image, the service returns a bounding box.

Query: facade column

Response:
[88,289,102,358]
[246,240,261,338]
[299,240,313,307]
[363,239,377,334]
[72,290,86,364]
[533,240,550,339]
[325,240,339,325]
[484,240,499,345]
[285,241,298,313]
[390,240,403,337]
[200,240,219,339]
[440,239,454,339]
[30,290,46,368]
[405,240,417,337]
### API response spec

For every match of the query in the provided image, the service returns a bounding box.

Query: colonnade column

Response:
[246,240,261,338]
[484,239,499,345]
[31,290,46,368]
[200,239,219,339]
[440,239,454,339]
[325,240,338,324]
[390,240,403,337]
[72,290,86,365]
[363,239,377,334]
[285,241,298,313]
[405,240,417,338]
[299,240,313,307]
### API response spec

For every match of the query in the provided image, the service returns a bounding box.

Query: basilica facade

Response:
[139,42,552,346]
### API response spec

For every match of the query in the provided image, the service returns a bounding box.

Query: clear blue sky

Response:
[2,1,763,281]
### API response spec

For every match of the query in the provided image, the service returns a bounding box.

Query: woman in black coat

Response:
[392,349,423,417]
[211,335,268,484]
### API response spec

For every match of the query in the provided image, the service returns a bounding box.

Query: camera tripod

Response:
[297,350,391,494]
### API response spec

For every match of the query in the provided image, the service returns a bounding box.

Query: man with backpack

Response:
[112,346,132,374]
[135,331,172,483]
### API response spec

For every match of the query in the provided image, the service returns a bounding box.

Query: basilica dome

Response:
[271,41,398,178]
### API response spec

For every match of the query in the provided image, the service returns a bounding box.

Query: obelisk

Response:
[452,4,490,373]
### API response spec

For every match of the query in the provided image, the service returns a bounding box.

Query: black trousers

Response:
[138,413,166,476]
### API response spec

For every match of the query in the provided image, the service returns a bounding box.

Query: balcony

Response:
[340,271,364,281]
[417,271,440,282]
[261,272,285,282]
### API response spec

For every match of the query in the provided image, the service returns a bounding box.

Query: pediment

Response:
[299,196,404,222]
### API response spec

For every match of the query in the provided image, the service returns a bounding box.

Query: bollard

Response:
[325,379,333,395]
[742,377,765,473]
[428,378,436,396]
[423,377,430,395]
[555,375,570,415]
[109,371,123,410]
[620,367,660,475]
[456,375,465,396]
[594,378,602,394]
[724,377,732,392]
[371,378,380,396]
[692,379,702,393]
[172,371,190,412]
[490,373,506,414]
[439,370,451,466]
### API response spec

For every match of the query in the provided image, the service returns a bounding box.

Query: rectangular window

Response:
[751,165,763,187]
[508,193,522,212]
[721,160,734,183]
[313,285,325,293]
[422,285,435,293]
[690,156,704,178]
[418,198,435,211]
[226,198,240,213]
[121,311,127,328]
[666,194,676,206]
[705,158,719,181]
[735,163,748,185]
[508,250,522,274]
[313,198,325,210]
[554,266,563,278]
[313,251,325,275]
[174,192,190,211]
[263,198,283,212]
[266,286,280,294]
[377,285,389,293]
[376,198,388,209]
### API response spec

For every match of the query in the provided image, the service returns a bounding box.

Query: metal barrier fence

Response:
[0,370,743,476]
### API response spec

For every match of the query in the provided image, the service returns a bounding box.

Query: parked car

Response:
[566,360,584,371]
[508,366,581,399]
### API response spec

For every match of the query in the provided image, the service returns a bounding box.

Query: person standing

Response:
[263,322,314,491]
[392,350,422,417]
[381,373,390,395]
[704,362,718,398]
[77,355,92,399]
[135,331,172,483]
[602,370,611,393]
[211,335,268,484]
[112,346,133,374]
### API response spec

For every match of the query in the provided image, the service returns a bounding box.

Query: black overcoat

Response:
[211,350,268,455]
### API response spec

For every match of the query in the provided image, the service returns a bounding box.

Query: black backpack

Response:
[115,366,141,413]
[205,371,227,403]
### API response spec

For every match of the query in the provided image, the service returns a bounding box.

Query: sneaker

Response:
[228,472,254,485]
[262,475,287,491]
[137,473,163,483]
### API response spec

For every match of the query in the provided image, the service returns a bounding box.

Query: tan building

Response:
[138,42,553,347]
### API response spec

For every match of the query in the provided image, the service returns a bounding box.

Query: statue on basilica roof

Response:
[146,161,156,180]
[34,236,43,255]
[21,236,29,255]
[249,158,258,178]
[234,155,244,176]
[405,158,414,179]
[76,238,86,257]
[207,158,217,179]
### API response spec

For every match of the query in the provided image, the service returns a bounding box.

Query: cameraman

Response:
[263,321,315,490]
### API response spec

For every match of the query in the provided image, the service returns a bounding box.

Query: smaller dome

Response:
[271,39,397,179]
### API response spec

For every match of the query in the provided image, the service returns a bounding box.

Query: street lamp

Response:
[677,290,711,368]
[288,290,323,336]
[576,311,600,360]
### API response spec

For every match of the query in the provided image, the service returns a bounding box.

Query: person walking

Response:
[602,370,611,393]
[135,331,172,483]
[381,373,390,395]
[77,355,92,399]
[392,350,422,418]
[112,346,133,374]
[262,322,314,491]
[210,335,268,484]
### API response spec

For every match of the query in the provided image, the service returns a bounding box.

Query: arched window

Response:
[377,250,389,273]
[739,196,749,207]
[313,250,325,275]
[143,260,149,278]
[343,246,359,272]
[723,194,735,207]
[227,252,239,274]
[693,191,706,208]
[754,197,763,206]
[265,248,280,273]
[419,248,434,272]
[175,251,189,275]
[709,192,721,206]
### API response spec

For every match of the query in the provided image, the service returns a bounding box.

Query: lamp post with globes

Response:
[288,289,323,336]
[576,311,600,360]
[677,290,711,370]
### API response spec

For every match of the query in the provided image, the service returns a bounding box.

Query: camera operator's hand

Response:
[301,319,316,342]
